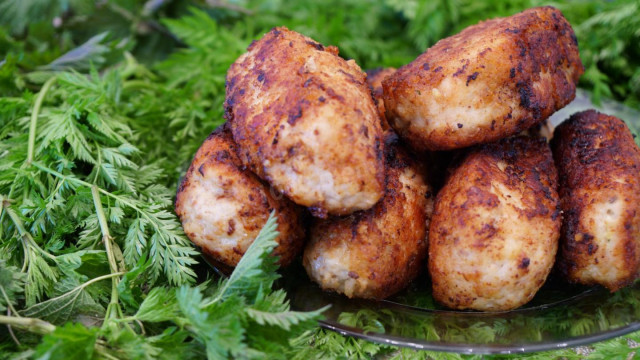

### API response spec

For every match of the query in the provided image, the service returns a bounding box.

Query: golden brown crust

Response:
[383,6,583,151]
[303,133,434,299]
[225,27,384,217]
[365,67,396,130]
[551,110,640,291]
[175,125,306,267]
[428,136,560,311]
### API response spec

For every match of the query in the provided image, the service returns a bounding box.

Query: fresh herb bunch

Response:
[0,7,325,359]
[2,0,639,108]
[2,1,640,359]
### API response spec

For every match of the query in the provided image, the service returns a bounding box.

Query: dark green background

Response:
[1,1,639,359]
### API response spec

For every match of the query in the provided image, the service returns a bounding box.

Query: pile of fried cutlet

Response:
[175,6,640,311]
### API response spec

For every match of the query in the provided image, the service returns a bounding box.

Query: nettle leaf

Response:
[215,211,280,301]
[246,305,328,332]
[146,327,203,360]
[176,286,247,360]
[21,275,106,324]
[133,287,179,323]
[34,322,98,360]
[248,289,329,330]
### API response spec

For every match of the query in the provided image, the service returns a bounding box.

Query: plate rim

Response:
[319,319,640,354]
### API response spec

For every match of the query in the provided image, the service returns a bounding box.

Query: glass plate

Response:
[284,90,640,354]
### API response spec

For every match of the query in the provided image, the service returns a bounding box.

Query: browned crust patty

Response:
[175,125,306,267]
[225,27,384,217]
[366,67,397,130]
[551,110,640,291]
[429,136,560,311]
[303,133,434,299]
[383,6,583,151]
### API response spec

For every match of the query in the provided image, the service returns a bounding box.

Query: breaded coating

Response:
[429,137,560,311]
[383,7,583,151]
[551,110,640,292]
[366,67,396,130]
[225,27,384,218]
[175,126,306,268]
[303,133,434,299]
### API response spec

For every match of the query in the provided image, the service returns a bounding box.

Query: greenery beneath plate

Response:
[1,1,640,359]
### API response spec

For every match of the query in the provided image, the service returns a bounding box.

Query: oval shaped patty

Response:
[383,6,583,151]
[551,110,640,291]
[175,126,306,268]
[303,133,434,299]
[429,136,560,311]
[225,27,384,218]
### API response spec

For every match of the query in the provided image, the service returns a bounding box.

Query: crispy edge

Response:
[175,124,306,267]
[429,136,560,310]
[383,6,584,151]
[551,110,640,291]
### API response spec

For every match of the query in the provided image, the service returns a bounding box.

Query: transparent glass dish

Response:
[285,91,640,354]
[286,271,640,354]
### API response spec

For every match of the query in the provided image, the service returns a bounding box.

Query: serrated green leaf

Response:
[216,211,280,302]
[21,275,106,324]
[246,305,328,331]
[133,287,178,323]
[176,286,247,360]
[34,322,98,360]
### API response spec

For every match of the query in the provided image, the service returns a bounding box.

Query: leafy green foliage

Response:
[131,287,178,323]
[2,1,640,359]
[0,261,26,313]
[0,211,325,358]
[0,65,199,294]
[176,287,247,359]
[246,290,327,331]
[0,0,66,35]
[34,322,98,360]
[215,212,280,301]
[20,274,109,324]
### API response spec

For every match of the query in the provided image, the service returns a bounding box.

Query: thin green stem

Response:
[0,314,56,334]
[91,185,121,275]
[6,315,21,346]
[20,235,29,272]
[95,343,120,360]
[91,185,124,325]
[93,144,102,184]
[27,76,57,165]
[0,286,20,318]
